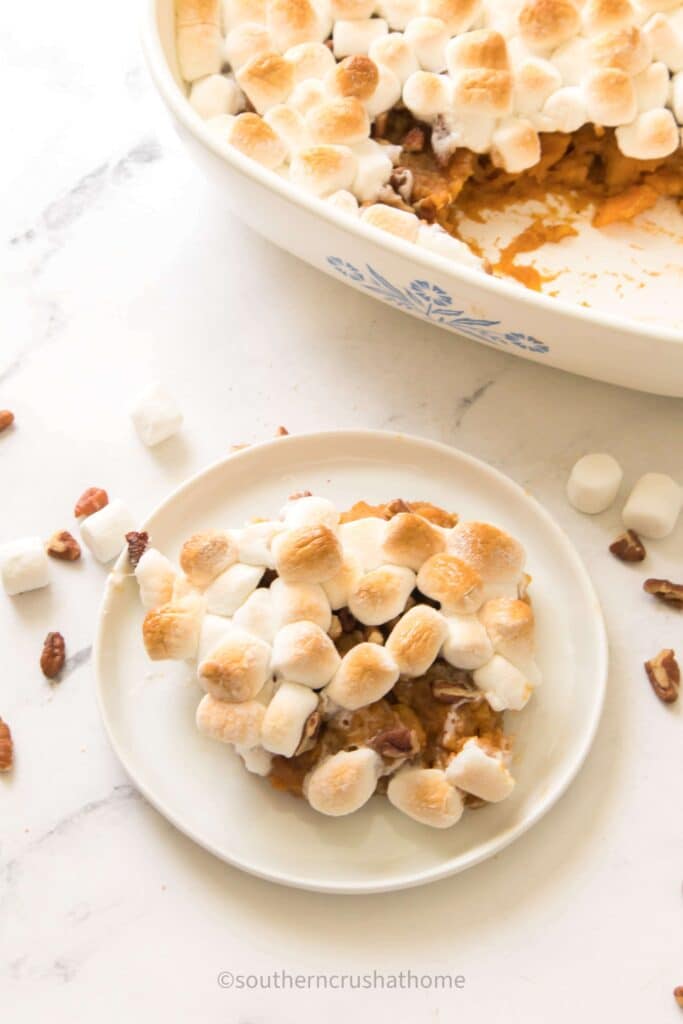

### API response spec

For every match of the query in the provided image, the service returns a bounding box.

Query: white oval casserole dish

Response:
[142,0,683,395]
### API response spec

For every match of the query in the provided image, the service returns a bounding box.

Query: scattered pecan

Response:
[370,726,418,758]
[294,710,322,756]
[674,986,683,1009]
[401,126,426,152]
[276,425,289,436]
[46,530,81,561]
[126,530,149,568]
[431,672,478,704]
[0,718,13,772]
[0,410,15,432]
[74,487,108,518]
[288,490,312,500]
[609,530,646,562]
[644,649,680,704]
[41,632,66,679]
[643,578,683,605]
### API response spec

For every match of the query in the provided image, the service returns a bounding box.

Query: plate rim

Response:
[94,429,609,894]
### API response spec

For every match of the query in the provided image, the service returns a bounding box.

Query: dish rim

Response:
[142,0,683,349]
[93,428,609,894]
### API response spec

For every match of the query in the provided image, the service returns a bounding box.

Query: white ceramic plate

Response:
[95,431,607,894]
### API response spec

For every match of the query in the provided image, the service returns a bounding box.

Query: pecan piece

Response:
[401,126,426,152]
[609,530,646,562]
[294,710,322,756]
[46,530,81,561]
[389,167,414,203]
[431,672,477,704]
[370,726,418,758]
[643,578,683,605]
[0,410,15,432]
[74,487,108,518]
[644,649,680,704]
[41,631,66,679]
[0,718,13,772]
[126,530,149,568]
[674,986,683,1009]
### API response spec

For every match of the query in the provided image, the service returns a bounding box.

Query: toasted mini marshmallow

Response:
[622,472,682,538]
[452,67,514,117]
[331,0,376,16]
[327,54,381,98]
[385,604,448,676]
[349,139,393,199]
[235,519,285,568]
[226,111,289,166]
[270,577,332,630]
[419,0,481,34]
[446,28,510,76]
[633,60,669,109]
[80,500,137,564]
[272,524,344,583]
[224,23,273,70]
[222,0,267,29]
[288,78,328,114]
[445,738,515,802]
[513,57,561,113]
[198,612,234,661]
[416,224,483,267]
[0,537,50,596]
[135,548,177,610]
[143,593,205,661]
[333,18,389,57]
[615,106,680,157]
[285,40,337,85]
[589,25,652,74]
[280,495,340,531]
[325,642,400,709]
[360,203,421,241]
[403,69,453,119]
[517,0,581,52]
[322,554,363,609]
[583,68,637,126]
[417,553,484,613]
[177,0,223,81]
[369,32,420,81]
[566,452,623,514]
[204,562,264,615]
[327,188,361,213]
[232,586,278,642]
[441,613,493,669]
[271,620,341,686]
[491,118,541,171]
[338,516,386,571]
[582,0,636,34]
[404,16,449,71]
[261,681,319,755]
[306,97,371,145]
[366,63,404,117]
[198,625,271,701]
[304,748,381,815]
[643,13,683,71]
[289,144,358,194]
[381,512,445,571]
[265,0,327,50]
[190,73,245,119]
[387,767,464,827]
[180,530,238,588]
[348,564,416,625]
[236,52,295,113]
[479,597,539,683]
[549,34,590,86]
[473,654,533,711]
[448,522,525,601]
[378,0,421,29]
[196,693,266,748]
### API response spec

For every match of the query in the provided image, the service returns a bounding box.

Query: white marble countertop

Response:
[2,2,683,1021]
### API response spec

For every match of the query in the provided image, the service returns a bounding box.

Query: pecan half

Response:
[370,726,418,758]
[74,487,108,518]
[644,649,680,704]
[0,719,13,771]
[41,632,66,679]
[0,410,15,432]
[674,986,683,1009]
[46,530,81,561]
[126,530,149,568]
[431,672,478,704]
[609,530,646,562]
[643,578,683,605]
[294,710,321,756]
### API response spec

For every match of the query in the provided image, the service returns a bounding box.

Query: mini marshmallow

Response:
[441,613,493,670]
[403,70,453,119]
[190,74,245,118]
[326,54,381,98]
[198,625,271,701]
[582,0,636,34]
[333,18,389,58]
[235,519,284,568]
[417,223,484,268]
[549,35,590,86]
[327,188,361,214]
[265,102,309,153]
[541,85,588,132]
[364,63,403,117]
[338,516,386,570]
[348,564,416,625]
[271,620,341,686]
[591,24,652,75]
[351,139,395,198]
[360,203,421,241]
[378,0,421,29]
[266,0,328,51]
[204,562,264,615]
[196,693,266,748]
[237,744,273,775]
[226,111,289,167]
[222,0,267,29]
[479,597,540,683]
[382,512,445,570]
[420,0,481,34]
[473,654,533,711]
[583,68,637,126]
[322,553,363,609]
[270,577,333,631]
[452,67,514,117]
[643,13,683,70]
[289,144,358,195]
[236,52,295,113]
[305,748,381,815]
[143,593,205,661]
[135,548,177,610]
[491,118,541,171]
[622,472,682,538]
[445,738,515,802]
[369,32,421,80]
[566,453,623,514]
[517,0,581,52]
[325,642,400,708]
[672,69,683,121]
[261,681,319,755]
[177,0,223,81]
[404,16,450,71]
[80,500,136,564]
[417,552,484,613]
[448,521,525,600]
[446,28,510,75]
[233,586,278,642]
[288,78,328,113]
[198,612,234,661]
[306,97,371,145]
[616,107,680,157]
[180,530,238,587]
[272,523,344,582]
[385,604,449,676]
[633,60,669,109]
[224,23,273,70]
[331,0,376,16]
[513,57,562,113]
[387,767,464,828]
[0,537,50,596]
[130,382,183,447]
[286,40,337,84]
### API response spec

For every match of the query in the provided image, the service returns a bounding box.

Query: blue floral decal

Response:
[326,258,549,354]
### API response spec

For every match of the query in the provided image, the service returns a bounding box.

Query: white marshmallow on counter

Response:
[198,612,235,661]
[135,548,178,610]
[404,16,449,71]
[417,224,483,268]
[190,74,245,118]
[233,586,278,642]
[204,562,264,615]
[236,744,273,775]
[326,188,361,214]
[280,494,340,530]
[566,453,623,514]
[445,738,515,803]
[333,18,389,57]
[338,516,386,571]
[80,500,137,564]
[473,654,534,712]
[0,537,50,596]
[622,472,682,538]
[441,614,494,670]
[130,382,183,447]
[351,138,395,199]
[261,681,318,756]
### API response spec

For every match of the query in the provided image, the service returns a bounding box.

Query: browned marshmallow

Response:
[304,748,381,815]
[360,204,421,241]
[180,530,238,587]
[419,0,481,34]
[196,693,266,747]
[583,68,637,126]
[348,564,416,625]
[198,627,271,701]
[588,25,652,75]
[271,621,341,686]
[447,521,525,597]
[261,681,319,756]
[385,604,448,676]
[176,0,223,81]
[452,68,514,117]
[446,28,510,73]
[387,767,464,827]
[327,55,381,99]
[285,41,337,83]
[416,552,484,613]
[325,642,400,709]
[290,145,358,195]
[479,597,535,671]
[616,106,679,157]
[273,524,344,583]
[306,97,371,145]
[142,594,204,660]
[236,51,295,113]
[518,0,581,51]
[491,119,541,172]
[331,0,377,15]
[582,0,636,34]
[381,512,446,571]
[266,0,326,51]
[226,112,288,167]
